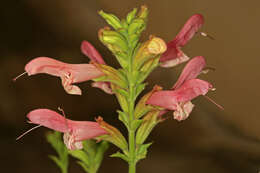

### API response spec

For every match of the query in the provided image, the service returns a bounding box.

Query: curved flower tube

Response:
[147,56,214,121]
[26,109,108,150]
[81,40,113,94]
[24,57,104,95]
[160,14,204,68]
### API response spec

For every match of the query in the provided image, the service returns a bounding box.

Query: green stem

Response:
[128,83,136,173]
[126,42,137,173]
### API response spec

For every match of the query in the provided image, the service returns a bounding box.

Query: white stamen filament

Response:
[200,32,215,40]
[203,95,224,110]
[16,124,42,141]
[13,72,27,81]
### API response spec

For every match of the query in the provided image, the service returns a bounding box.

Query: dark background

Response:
[1,0,260,173]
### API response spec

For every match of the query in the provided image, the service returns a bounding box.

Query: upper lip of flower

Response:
[159,14,204,68]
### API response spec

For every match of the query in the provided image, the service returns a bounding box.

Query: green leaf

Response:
[99,10,122,30]
[77,161,90,173]
[136,143,152,162]
[93,64,128,89]
[69,140,109,173]
[69,150,90,166]
[117,110,129,127]
[94,141,110,166]
[126,8,137,24]
[134,83,146,100]
[128,18,146,36]
[136,111,160,145]
[101,29,128,52]
[96,117,128,152]
[131,119,143,131]
[110,151,129,162]
[111,84,129,113]
[46,131,69,173]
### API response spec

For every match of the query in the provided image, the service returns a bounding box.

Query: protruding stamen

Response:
[16,124,42,141]
[58,107,66,117]
[211,88,216,91]
[13,72,27,81]
[201,66,216,74]
[200,32,215,40]
[203,95,224,110]
[58,107,69,132]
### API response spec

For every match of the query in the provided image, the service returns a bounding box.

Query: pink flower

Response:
[147,56,215,121]
[26,109,108,150]
[24,57,104,95]
[159,14,204,68]
[81,40,113,94]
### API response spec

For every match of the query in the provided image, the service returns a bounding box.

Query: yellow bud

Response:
[147,36,167,54]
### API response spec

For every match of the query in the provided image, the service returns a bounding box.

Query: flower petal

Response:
[27,109,69,132]
[173,14,204,47]
[173,101,194,121]
[81,40,106,64]
[159,45,189,68]
[69,120,108,142]
[91,82,113,94]
[25,57,67,76]
[173,56,206,89]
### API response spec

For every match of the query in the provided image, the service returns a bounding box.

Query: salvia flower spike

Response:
[15,6,223,173]
[160,14,204,68]
[23,57,105,95]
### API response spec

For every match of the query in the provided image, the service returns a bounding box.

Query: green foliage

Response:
[136,111,160,145]
[46,131,69,173]
[69,140,109,173]
[110,151,129,162]
[135,143,152,163]
[98,6,166,173]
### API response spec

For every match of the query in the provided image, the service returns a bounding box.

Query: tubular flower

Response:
[26,109,108,150]
[24,57,104,95]
[159,14,204,68]
[147,56,213,121]
[81,40,113,94]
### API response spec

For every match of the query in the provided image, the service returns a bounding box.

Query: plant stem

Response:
[128,83,136,173]
[127,44,137,173]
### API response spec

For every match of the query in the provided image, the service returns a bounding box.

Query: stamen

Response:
[16,124,42,141]
[58,107,69,132]
[13,72,27,81]
[211,88,216,91]
[203,95,224,110]
[58,107,66,117]
[200,32,215,40]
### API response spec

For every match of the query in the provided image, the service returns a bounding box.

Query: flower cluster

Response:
[15,6,221,173]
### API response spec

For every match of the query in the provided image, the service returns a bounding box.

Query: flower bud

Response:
[133,35,167,70]
[99,10,122,30]
[137,5,148,20]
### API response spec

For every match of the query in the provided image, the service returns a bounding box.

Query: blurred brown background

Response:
[1,0,260,173]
